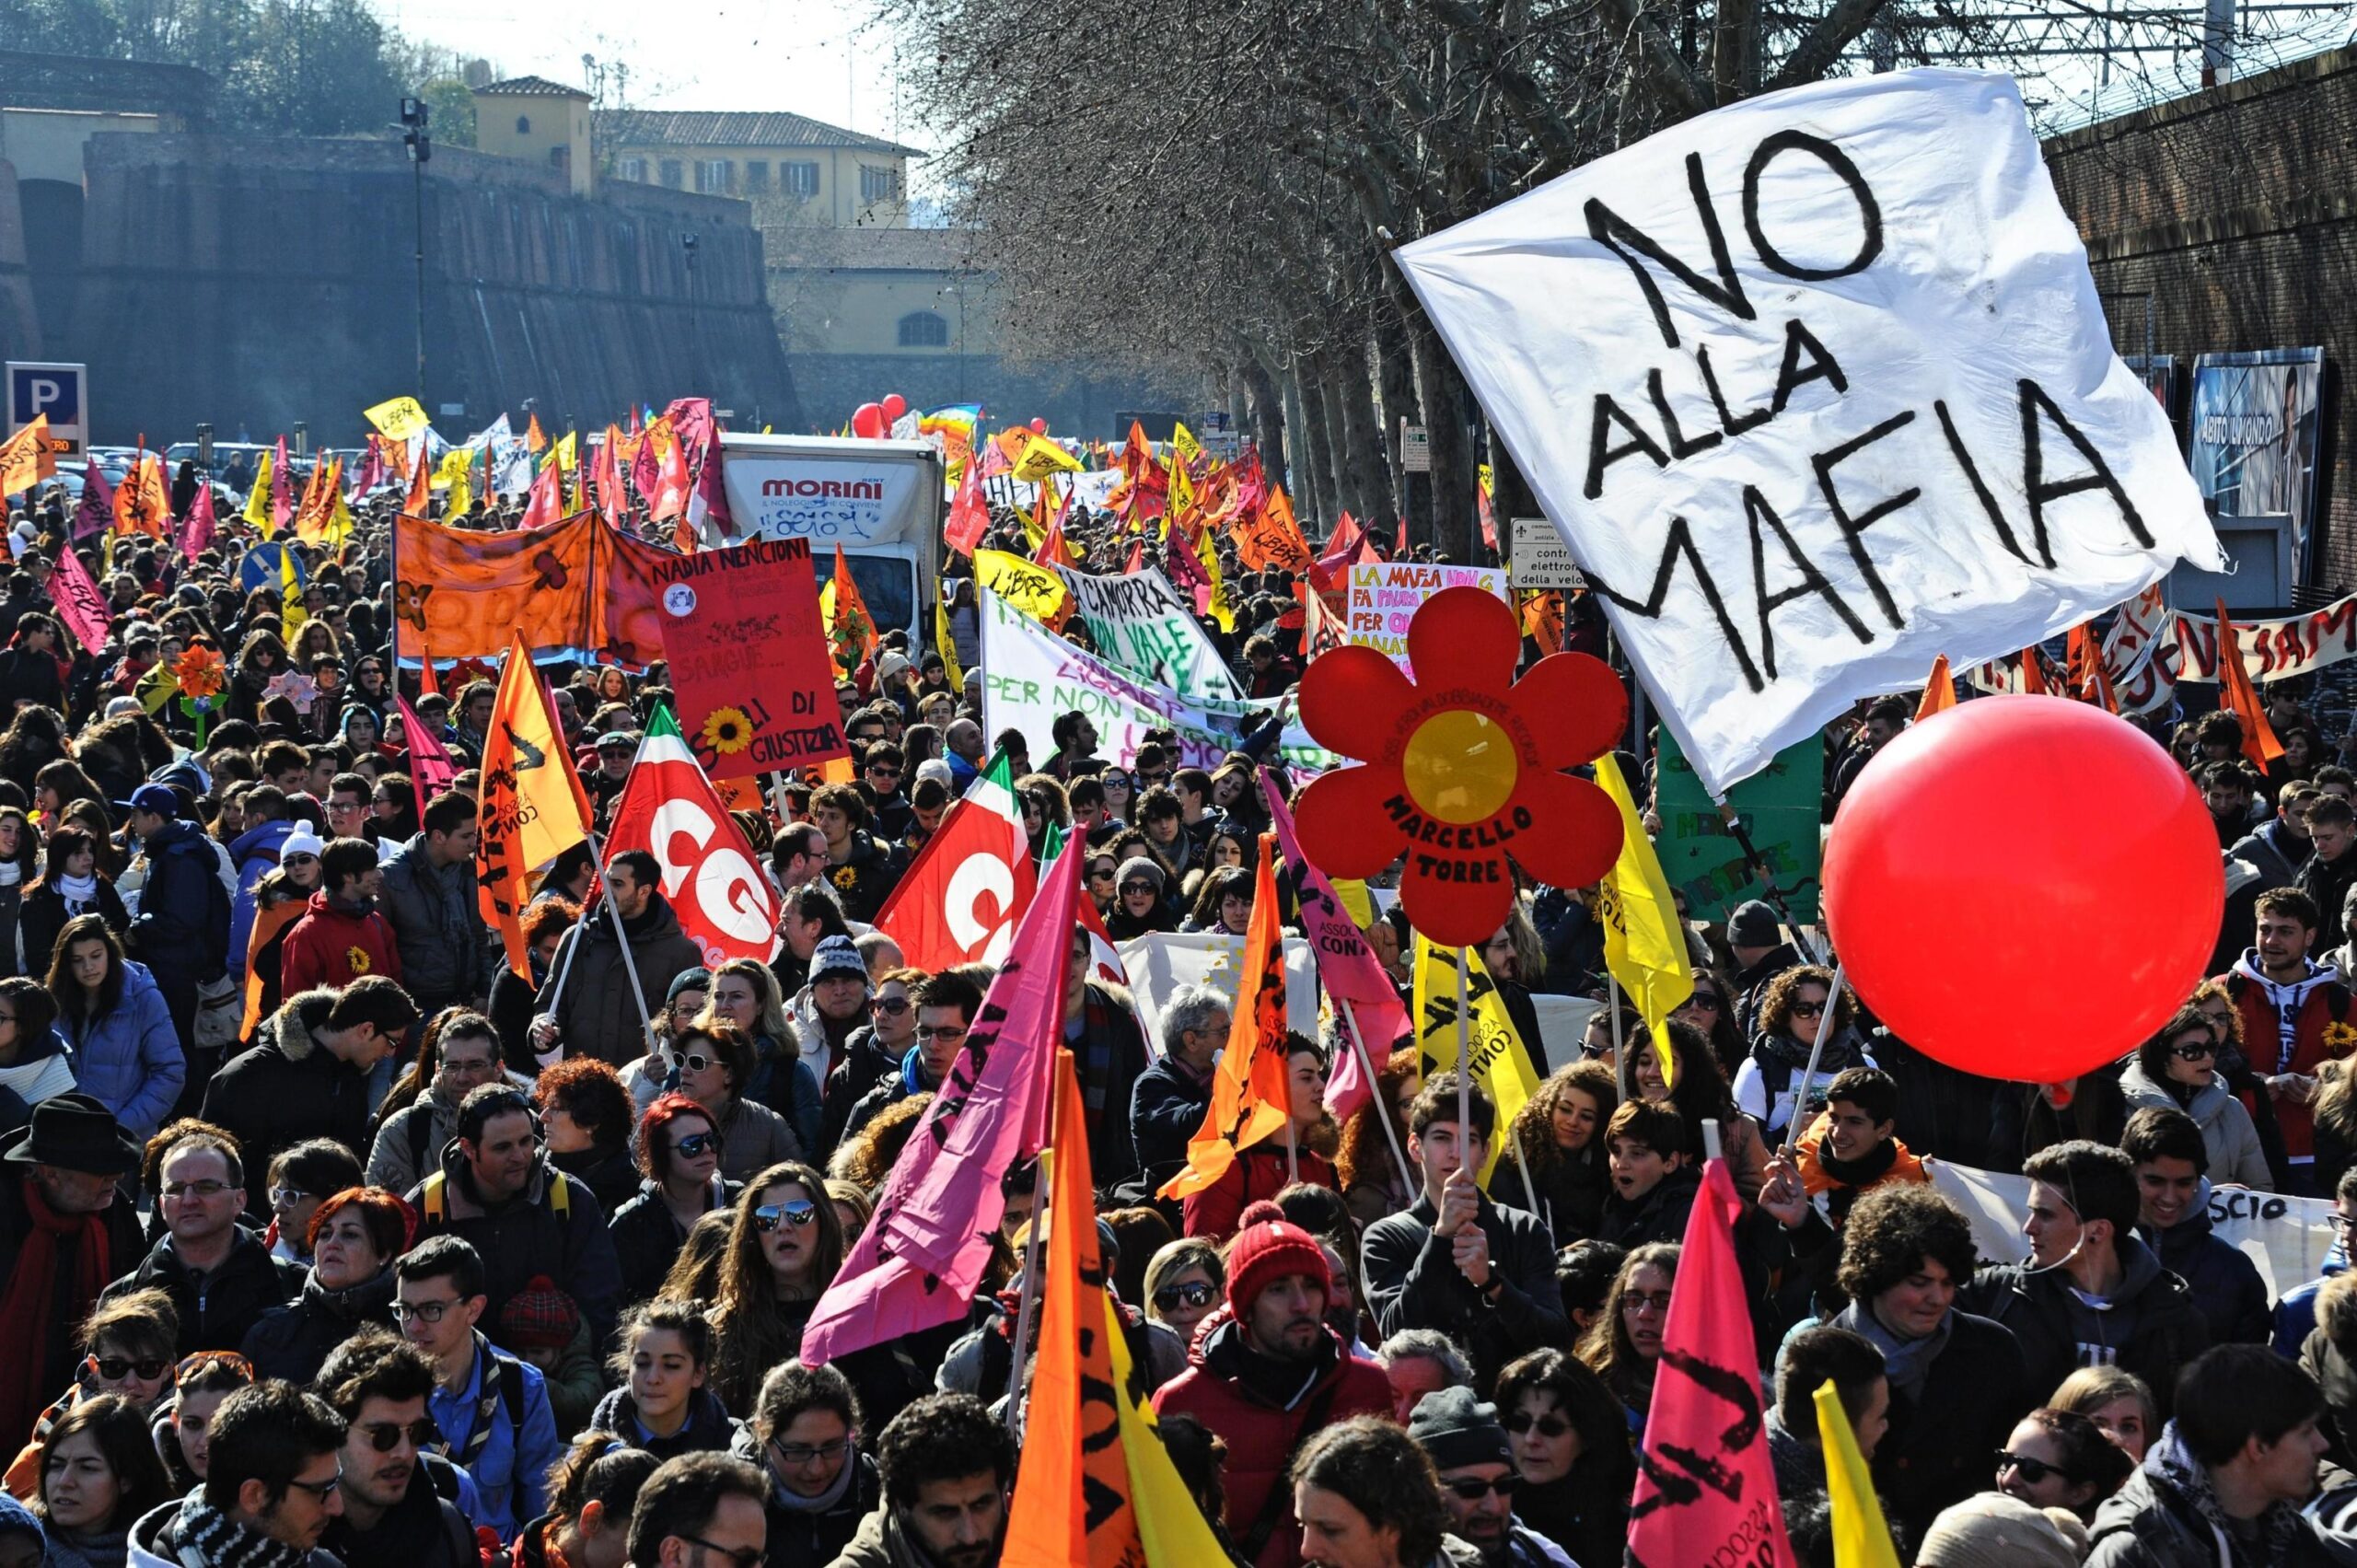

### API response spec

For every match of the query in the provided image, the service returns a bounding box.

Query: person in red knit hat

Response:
[1152,1200,1392,1568]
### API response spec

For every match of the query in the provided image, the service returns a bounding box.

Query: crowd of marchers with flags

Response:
[0,376,2340,1568]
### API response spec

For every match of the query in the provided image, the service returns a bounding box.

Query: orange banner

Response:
[393,509,676,668]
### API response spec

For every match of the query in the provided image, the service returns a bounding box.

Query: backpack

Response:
[418,1167,572,1224]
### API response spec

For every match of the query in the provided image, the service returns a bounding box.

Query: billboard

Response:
[2186,347,2326,598]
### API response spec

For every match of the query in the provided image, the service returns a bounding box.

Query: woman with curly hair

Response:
[707,1162,846,1414]
[1494,1348,1634,1568]
[1338,1046,1419,1229]
[826,1092,932,1193]
[1618,1017,1770,1202]
[1492,1059,1619,1242]
[1575,1241,1678,1433]
[538,1055,647,1216]
[1735,964,1874,1140]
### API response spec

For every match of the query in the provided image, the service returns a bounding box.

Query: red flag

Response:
[519,457,564,530]
[1627,1158,1799,1568]
[875,784,1038,971]
[1394,516,1408,555]
[404,449,432,517]
[1318,510,1364,577]
[352,436,385,499]
[605,708,782,969]
[2215,598,2286,768]
[1121,537,1144,575]
[2064,623,2119,714]
[71,457,111,540]
[396,693,457,799]
[48,545,110,653]
[177,480,215,563]
[944,459,988,557]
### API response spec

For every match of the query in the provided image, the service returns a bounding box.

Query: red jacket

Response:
[2224,962,2355,1163]
[279,891,403,995]
[1153,1318,1392,1568]
[1182,1145,1337,1243]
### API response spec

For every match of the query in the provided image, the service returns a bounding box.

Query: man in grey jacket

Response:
[531,850,700,1067]
[379,794,487,1017]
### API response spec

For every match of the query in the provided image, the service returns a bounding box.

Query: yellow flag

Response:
[974,549,1071,627]
[552,430,577,475]
[435,446,474,518]
[1106,1243,1232,1565]
[1412,935,1538,1186]
[1020,484,1049,554]
[1594,754,1691,1088]
[280,548,307,635]
[244,447,276,531]
[477,633,593,978]
[934,594,964,693]
[364,395,432,442]
[1170,421,1202,470]
[1010,432,1081,484]
[1816,1381,1902,1568]
[1166,454,1197,529]
[1195,526,1235,633]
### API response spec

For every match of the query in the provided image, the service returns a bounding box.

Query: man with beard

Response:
[2223,887,2355,1190]
[1155,1204,1392,1568]
[314,1331,480,1568]
[1406,1387,1577,1565]
[828,1393,1010,1568]
[130,1381,349,1568]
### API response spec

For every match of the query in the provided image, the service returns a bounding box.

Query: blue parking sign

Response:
[6,362,85,456]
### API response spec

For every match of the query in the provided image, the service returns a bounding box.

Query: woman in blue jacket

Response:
[46,913,183,1141]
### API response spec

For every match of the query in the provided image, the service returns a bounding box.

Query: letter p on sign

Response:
[6,363,85,457]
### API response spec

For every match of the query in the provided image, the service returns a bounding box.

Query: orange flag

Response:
[2215,598,2286,768]
[1160,847,1291,1200]
[526,412,547,453]
[114,451,168,538]
[0,416,54,498]
[1914,654,1955,723]
[404,451,432,517]
[825,543,879,672]
[476,633,593,978]
[1002,1051,1146,1567]
[2019,645,2049,695]
[2065,623,2119,714]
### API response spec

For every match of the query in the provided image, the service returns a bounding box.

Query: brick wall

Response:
[2044,49,2357,594]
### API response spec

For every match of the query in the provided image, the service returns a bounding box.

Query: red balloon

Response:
[1824,695,2220,1085]
[880,393,908,423]
[851,403,886,439]
[1029,417,1049,435]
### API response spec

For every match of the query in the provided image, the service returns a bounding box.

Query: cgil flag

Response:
[476,633,593,979]
[1413,936,1540,1187]
[800,836,1085,1364]
[875,749,1036,970]
[604,706,781,969]
[1595,753,1692,1088]
[1816,1381,1902,1568]
[1159,849,1292,1201]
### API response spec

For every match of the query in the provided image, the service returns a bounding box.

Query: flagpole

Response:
[1782,959,1847,1154]
[1607,971,1627,1086]
[1338,997,1415,1200]
[1284,1094,1299,1186]
[1454,946,1472,1154]
[1004,1148,1051,1436]
[585,827,663,1063]
[1705,794,1825,969]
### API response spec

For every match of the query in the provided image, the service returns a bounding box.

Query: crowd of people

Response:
[0,446,2345,1568]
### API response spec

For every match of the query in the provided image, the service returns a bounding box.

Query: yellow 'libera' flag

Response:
[1412,936,1539,1186]
[1595,753,1691,1087]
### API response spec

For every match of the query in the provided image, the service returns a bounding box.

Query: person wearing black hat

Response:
[1725,898,1800,1044]
[0,1094,145,1446]
[1405,1387,1572,1567]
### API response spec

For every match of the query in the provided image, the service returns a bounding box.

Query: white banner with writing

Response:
[1058,563,1244,700]
[1397,69,2224,794]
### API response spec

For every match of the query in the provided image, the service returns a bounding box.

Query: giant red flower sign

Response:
[1294,585,1628,947]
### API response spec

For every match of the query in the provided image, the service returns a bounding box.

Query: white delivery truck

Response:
[714,435,945,645]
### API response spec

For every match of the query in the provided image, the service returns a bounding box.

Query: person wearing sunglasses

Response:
[746,1360,876,1568]
[1103,855,1173,941]
[1993,1408,2130,1521]
[136,1380,351,1568]
[708,1162,846,1416]
[311,1331,478,1568]
[817,968,923,1156]
[662,1023,799,1187]
[837,971,983,1152]
[1141,1238,1225,1347]
[1492,1349,1632,1568]
[611,1095,739,1308]
[1735,964,1872,1141]
[2119,1005,2274,1190]
[1404,1387,1564,1568]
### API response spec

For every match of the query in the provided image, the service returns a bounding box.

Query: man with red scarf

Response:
[0,1093,143,1443]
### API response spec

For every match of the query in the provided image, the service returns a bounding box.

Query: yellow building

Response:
[470,75,592,197]
[595,110,920,229]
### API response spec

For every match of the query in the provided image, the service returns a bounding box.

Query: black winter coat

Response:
[98,1225,298,1355]
[609,1178,734,1308]
[1964,1237,2212,1420]
[1866,1308,2030,1545]
[241,1266,400,1383]
[2140,1210,2271,1347]
[202,992,377,1218]
[1363,1191,1570,1391]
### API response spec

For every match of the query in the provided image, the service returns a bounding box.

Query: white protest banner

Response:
[979,587,1329,771]
[1396,69,2224,795]
[1057,563,1243,700]
[1345,560,1510,675]
[1927,1159,2336,1303]
[1119,931,1319,1047]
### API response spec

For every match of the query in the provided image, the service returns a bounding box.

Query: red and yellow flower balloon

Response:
[1293,586,1628,947]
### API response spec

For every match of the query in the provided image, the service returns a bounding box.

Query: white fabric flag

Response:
[1118,931,1320,1048]
[1396,69,2225,794]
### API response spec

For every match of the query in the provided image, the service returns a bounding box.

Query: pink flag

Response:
[270,436,292,531]
[48,545,110,653]
[798,834,1086,1364]
[177,481,215,562]
[1262,773,1410,1121]
[396,694,458,800]
[71,458,111,541]
[1626,1158,1797,1568]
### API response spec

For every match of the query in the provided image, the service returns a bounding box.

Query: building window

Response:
[744,161,769,192]
[783,161,819,197]
[551,145,569,176]
[659,159,683,189]
[618,157,645,181]
[898,310,949,348]
[860,164,900,203]
[515,115,531,134]
[697,159,732,193]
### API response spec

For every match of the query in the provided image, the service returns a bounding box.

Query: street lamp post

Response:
[682,232,701,393]
[400,98,432,398]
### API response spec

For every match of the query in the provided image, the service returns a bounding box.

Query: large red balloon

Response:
[851,403,886,439]
[880,393,908,423]
[1824,695,2221,1085]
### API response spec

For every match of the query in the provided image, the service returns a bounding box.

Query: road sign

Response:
[1509,517,1585,588]
[1399,421,1431,473]
[7,363,85,458]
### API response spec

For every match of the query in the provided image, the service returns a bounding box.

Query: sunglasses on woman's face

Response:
[1502,1411,1570,1438]
[753,1199,819,1233]
[87,1354,169,1382]
[670,1051,716,1074]
[1995,1450,2074,1487]
[1790,999,1826,1018]
[1153,1280,1216,1312]
[2170,1041,2216,1061]
[1681,993,1722,1013]
[671,1132,718,1159]
[871,995,911,1015]
[1120,880,1156,896]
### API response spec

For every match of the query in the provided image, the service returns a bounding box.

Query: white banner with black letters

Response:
[1396,69,2225,795]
